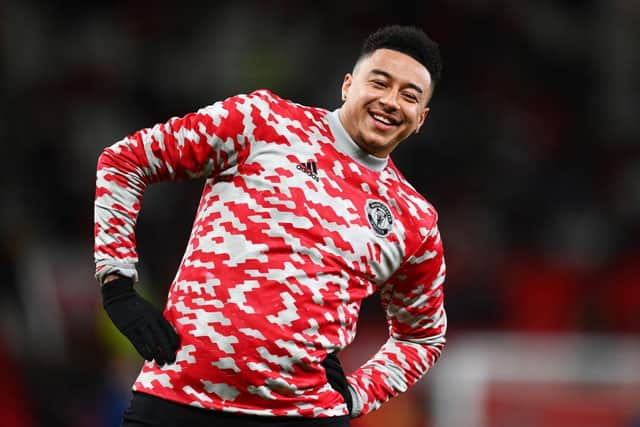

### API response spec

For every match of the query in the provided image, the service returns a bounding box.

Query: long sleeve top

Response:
[94,89,447,418]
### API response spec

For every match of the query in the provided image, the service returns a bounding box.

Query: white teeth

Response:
[372,114,393,125]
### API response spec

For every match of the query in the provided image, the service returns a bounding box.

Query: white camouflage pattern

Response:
[94,90,447,417]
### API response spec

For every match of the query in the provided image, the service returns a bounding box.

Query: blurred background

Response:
[1,1,639,426]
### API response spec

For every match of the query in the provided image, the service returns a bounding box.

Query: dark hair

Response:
[359,25,442,88]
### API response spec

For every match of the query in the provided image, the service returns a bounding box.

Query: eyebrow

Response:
[369,69,424,94]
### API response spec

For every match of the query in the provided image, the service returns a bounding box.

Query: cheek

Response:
[354,87,378,104]
[409,107,424,124]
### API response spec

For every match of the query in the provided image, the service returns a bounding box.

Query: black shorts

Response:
[121,392,351,427]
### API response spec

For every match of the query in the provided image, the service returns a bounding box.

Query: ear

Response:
[416,107,430,134]
[341,73,353,101]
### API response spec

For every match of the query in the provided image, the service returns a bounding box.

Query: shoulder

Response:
[202,90,326,115]
[211,90,332,139]
[245,89,330,119]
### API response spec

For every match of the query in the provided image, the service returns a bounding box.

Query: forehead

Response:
[356,48,432,90]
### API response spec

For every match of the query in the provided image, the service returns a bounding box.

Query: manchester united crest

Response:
[365,199,393,237]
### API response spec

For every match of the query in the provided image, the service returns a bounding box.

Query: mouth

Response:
[369,111,399,128]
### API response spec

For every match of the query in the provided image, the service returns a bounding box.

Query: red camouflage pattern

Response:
[94,90,446,417]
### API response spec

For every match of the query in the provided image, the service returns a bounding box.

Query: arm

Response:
[94,94,252,364]
[94,95,250,283]
[347,224,447,416]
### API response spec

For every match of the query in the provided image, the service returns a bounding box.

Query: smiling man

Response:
[340,47,434,157]
[95,25,446,427]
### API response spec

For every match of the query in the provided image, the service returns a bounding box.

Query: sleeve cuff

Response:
[347,380,365,417]
[95,261,139,285]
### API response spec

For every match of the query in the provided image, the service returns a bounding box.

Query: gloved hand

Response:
[322,352,353,414]
[102,276,180,365]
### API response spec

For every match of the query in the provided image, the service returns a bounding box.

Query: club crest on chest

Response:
[365,199,393,237]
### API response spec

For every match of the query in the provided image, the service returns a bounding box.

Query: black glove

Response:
[102,277,179,365]
[322,352,353,414]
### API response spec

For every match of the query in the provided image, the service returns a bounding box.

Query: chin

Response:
[355,130,396,156]
[363,142,393,157]
[367,135,395,149]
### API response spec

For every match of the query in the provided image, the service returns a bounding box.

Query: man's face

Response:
[339,48,433,158]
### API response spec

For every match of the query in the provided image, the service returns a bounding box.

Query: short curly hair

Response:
[358,25,443,88]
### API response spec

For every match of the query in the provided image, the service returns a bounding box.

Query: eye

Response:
[371,80,386,88]
[402,92,419,103]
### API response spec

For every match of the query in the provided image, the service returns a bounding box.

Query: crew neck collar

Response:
[326,109,388,172]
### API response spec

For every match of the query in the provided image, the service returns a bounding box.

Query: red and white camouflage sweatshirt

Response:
[94,89,446,418]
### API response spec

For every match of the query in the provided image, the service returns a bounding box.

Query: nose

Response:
[379,88,400,111]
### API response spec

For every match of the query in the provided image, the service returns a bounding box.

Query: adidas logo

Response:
[296,160,320,182]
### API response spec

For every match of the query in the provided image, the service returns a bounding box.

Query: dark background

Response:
[1,1,639,426]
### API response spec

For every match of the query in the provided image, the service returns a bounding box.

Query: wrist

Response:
[101,276,136,306]
[102,274,123,284]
